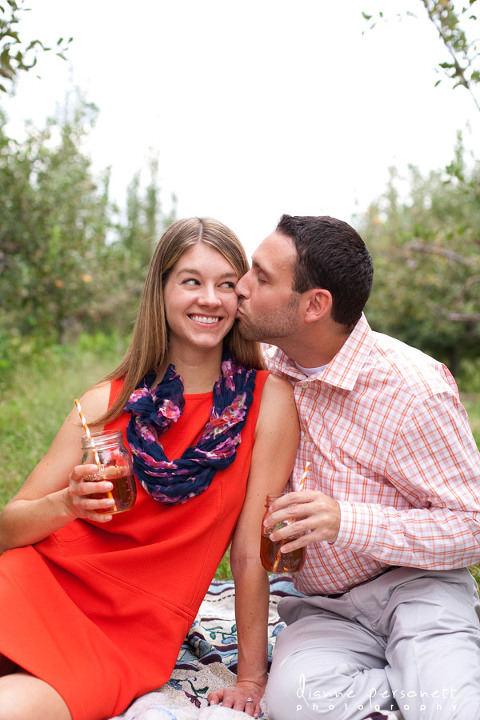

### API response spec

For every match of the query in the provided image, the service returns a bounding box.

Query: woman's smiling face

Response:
[163,241,239,354]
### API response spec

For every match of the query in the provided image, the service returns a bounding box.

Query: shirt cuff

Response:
[335,500,378,553]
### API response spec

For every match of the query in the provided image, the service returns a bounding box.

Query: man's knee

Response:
[265,654,299,720]
[266,652,357,720]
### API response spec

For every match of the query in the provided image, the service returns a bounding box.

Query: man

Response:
[235,214,480,720]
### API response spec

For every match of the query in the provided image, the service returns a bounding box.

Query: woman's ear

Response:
[303,289,332,324]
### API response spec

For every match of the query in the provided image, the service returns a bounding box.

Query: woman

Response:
[0,218,299,720]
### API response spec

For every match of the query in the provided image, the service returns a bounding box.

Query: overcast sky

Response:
[5,0,479,256]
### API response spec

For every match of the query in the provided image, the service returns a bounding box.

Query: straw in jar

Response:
[272,461,310,572]
[74,398,116,509]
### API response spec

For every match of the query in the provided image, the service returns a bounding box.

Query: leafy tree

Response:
[121,157,170,269]
[363,1,480,111]
[420,0,480,108]
[95,157,177,336]
[0,94,176,355]
[360,140,480,375]
[0,0,71,94]
[0,97,111,343]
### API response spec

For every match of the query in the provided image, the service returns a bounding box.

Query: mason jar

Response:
[81,430,137,514]
[260,493,305,573]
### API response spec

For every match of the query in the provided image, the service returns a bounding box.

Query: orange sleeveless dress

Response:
[0,371,268,720]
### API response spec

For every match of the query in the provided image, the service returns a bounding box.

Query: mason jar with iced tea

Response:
[260,493,305,573]
[81,430,137,514]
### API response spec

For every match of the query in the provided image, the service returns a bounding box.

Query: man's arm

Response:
[268,392,480,569]
[336,391,480,568]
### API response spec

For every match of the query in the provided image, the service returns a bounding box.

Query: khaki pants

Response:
[266,567,480,720]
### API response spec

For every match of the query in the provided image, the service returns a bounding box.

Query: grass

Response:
[1,338,479,583]
[0,337,124,505]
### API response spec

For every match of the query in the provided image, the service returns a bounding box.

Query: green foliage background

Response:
[359,139,480,377]
[0,93,176,379]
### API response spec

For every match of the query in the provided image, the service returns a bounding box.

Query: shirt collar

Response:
[264,314,375,391]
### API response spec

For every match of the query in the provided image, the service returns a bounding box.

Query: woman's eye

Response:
[180,278,236,289]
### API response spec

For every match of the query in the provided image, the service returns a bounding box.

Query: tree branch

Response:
[420,0,480,113]
[405,238,476,266]
[446,311,480,323]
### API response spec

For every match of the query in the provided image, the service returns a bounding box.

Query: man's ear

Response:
[303,289,332,324]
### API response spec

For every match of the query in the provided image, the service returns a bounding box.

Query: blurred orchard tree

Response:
[361,1,480,376]
[0,93,175,356]
[0,0,71,94]
[360,146,480,375]
[0,2,175,378]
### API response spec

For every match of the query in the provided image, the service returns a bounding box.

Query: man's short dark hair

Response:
[276,214,373,329]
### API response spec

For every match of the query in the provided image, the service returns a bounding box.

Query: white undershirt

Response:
[294,361,327,377]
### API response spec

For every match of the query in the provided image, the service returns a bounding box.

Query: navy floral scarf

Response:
[125,353,257,505]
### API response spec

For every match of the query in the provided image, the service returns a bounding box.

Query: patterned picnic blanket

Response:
[109,576,403,720]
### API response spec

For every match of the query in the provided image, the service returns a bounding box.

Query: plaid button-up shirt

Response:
[264,314,480,596]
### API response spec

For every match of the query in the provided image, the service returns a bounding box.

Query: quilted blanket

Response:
[109,576,403,720]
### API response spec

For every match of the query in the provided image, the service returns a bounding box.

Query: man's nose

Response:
[235,272,250,298]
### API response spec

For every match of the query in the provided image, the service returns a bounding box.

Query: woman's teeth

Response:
[190,315,220,324]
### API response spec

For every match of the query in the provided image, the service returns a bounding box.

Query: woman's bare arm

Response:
[208,374,299,716]
[0,382,114,550]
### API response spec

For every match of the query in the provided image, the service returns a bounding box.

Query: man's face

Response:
[235,230,301,344]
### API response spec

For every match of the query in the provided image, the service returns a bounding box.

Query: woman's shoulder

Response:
[77,380,112,431]
[262,371,293,394]
[259,372,296,412]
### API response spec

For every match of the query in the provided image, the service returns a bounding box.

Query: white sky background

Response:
[5,0,480,257]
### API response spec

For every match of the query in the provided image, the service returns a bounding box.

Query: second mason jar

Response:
[260,493,305,573]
